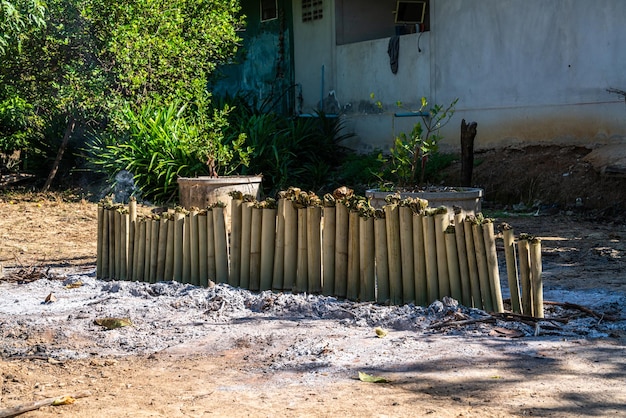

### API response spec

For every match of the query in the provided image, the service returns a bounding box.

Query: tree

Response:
[0,0,46,54]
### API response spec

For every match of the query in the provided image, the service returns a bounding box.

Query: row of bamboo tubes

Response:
[96,189,543,315]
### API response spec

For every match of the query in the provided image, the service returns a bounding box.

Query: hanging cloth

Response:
[388,36,400,74]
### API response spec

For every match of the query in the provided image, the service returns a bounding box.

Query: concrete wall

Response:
[292,0,626,152]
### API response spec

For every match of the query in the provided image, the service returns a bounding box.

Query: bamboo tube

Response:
[128,197,137,280]
[119,210,129,281]
[385,204,403,305]
[434,211,450,298]
[423,212,438,304]
[230,197,243,287]
[206,209,216,283]
[240,201,253,290]
[131,215,141,281]
[173,211,185,281]
[108,208,116,279]
[399,206,415,304]
[188,209,199,285]
[249,206,262,291]
[359,216,375,302]
[144,218,153,282]
[101,203,110,279]
[96,204,104,279]
[260,207,277,291]
[149,216,159,283]
[213,205,229,284]
[295,208,308,293]
[334,202,349,298]
[530,238,543,318]
[135,219,146,282]
[472,222,493,312]
[307,206,322,294]
[444,225,462,302]
[115,209,122,279]
[412,213,427,306]
[502,225,522,314]
[156,215,168,283]
[197,213,208,286]
[322,204,336,296]
[272,197,286,291]
[464,218,482,309]
[374,215,390,304]
[164,213,175,281]
[182,213,191,283]
[482,220,504,312]
[518,237,532,316]
[346,210,360,301]
[454,213,472,307]
[283,199,298,292]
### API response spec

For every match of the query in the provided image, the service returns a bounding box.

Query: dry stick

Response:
[359,216,375,302]
[374,216,390,304]
[128,197,137,280]
[197,213,208,286]
[143,218,153,282]
[164,214,175,281]
[518,238,532,316]
[213,206,229,284]
[502,226,522,313]
[230,198,243,287]
[530,238,544,318]
[173,211,185,281]
[96,204,104,279]
[296,208,309,293]
[240,202,253,290]
[206,209,216,282]
[260,207,277,291]
[307,206,322,294]
[108,208,116,279]
[412,213,427,306]
[346,210,360,301]
[399,206,415,304]
[0,390,92,418]
[385,204,403,305]
[135,219,146,282]
[472,222,494,312]
[156,215,168,283]
[322,205,336,296]
[454,213,472,307]
[120,210,129,281]
[423,213,438,304]
[149,216,159,284]
[482,220,504,313]
[272,198,286,291]
[543,301,619,321]
[444,226,462,302]
[464,219,482,309]
[189,210,199,285]
[334,202,349,298]
[249,207,262,291]
[182,213,191,283]
[434,211,450,298]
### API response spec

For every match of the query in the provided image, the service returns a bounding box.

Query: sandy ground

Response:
[0,196,625,417]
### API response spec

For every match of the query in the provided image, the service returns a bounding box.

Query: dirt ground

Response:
[1,146,626,417]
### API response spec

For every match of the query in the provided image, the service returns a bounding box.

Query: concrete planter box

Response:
[365,187,484,218]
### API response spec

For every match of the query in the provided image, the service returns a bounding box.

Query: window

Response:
[303,0,324,22]
[394,1,426,24]
[261,0,278,22]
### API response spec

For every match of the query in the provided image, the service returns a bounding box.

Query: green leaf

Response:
[358,371,390,383]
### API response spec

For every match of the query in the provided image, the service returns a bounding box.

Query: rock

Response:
[583,144,626,177]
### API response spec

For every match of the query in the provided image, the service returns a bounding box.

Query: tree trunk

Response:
[460,119,477,187]
[42,117,75,192]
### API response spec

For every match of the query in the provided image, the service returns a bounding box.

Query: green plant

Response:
[373,95,458,186]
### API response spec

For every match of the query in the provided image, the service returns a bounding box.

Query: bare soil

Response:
[1,146,626,418]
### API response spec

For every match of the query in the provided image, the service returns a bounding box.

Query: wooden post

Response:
[444,225,462,302]
[283,199,298,292]
[322,205,336,296]
[173,211,185,281]
[135,219,146,282]
[454,213,472,308]
[296,208,308,293]
[398,206,415,304]
[502,225,522,313]
[240,202,253,289]
[189,209,199,285]
[197,213,207,286]
[272,198,286,291]
[482,220,504,312]
[472,222,493,312]
[374,215,390,304]
[385,204,403,305]
[164,213,175,281]
[464,218,482,308]
[156,215,168,283]
[213,206,229,284]
[119,210,129,281]
[128,198,137,280]
[149,216,159,283]
[359,215,375,302]
[96,204,104,279]
[307,206,322,294]
[412,213,427,306]
[423,212,438,304]
[260,207,277,291]
[249,206,263,291]
[206,209,216,283]
[334,202,349,298]
[530,238,543,318]
[230,198,243,287]
[434,211,450,298]
[460,119,477,187]
[518,237,532,316]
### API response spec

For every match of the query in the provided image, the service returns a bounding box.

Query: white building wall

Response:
[292,0,626,152]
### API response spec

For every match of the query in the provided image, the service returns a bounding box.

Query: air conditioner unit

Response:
[394,0,426,25]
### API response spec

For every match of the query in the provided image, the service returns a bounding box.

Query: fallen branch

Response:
[430,316,495,329]
[0,390,91,418]
[543,301,620,322]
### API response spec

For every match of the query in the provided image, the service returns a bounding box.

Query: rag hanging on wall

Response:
[388,36,400,74]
